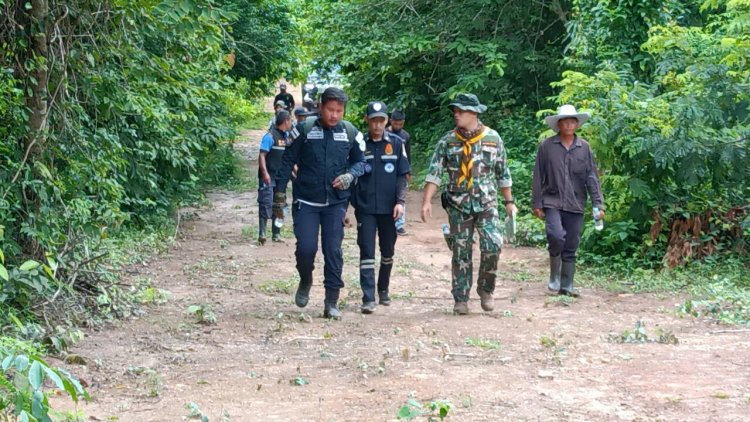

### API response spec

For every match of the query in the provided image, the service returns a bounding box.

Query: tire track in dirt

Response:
[50,129,750,421]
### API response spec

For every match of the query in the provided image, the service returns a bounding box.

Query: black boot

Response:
[548,255,562,293]
[295,273,313,308]
[323,288,341,320]
[258,217,268,245]
[559,261,580,297]
[378,257,393,305]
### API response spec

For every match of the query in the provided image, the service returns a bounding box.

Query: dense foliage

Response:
[0,0,294,350]
[307,0,749,270]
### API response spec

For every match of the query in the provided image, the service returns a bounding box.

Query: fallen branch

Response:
[284,336,327,343]
[709,329,750,334]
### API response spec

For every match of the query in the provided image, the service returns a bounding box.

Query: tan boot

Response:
[453,301,469,315]
[477,289,494,312]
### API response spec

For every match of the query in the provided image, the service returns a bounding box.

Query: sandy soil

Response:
[50,129,750,422]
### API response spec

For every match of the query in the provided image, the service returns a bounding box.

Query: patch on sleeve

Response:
[289,127,300,141]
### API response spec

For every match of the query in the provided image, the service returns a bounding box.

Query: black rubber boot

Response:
[548,255,562,293]
[323,288,341,320]
[295,273,313,308]
[258,217,268,245]
[378,290,392,306]
[559,261,580,297]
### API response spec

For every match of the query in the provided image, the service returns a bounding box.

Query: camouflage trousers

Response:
[443,205,503,302]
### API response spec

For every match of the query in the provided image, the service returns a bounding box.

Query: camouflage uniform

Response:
[425,127,512,302]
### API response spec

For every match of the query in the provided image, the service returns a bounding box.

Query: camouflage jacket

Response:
[425,127,512,213]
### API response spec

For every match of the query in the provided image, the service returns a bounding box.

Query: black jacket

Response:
[352,132,410,214]
[276,118,366,205]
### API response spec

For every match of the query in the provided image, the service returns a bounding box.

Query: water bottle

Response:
[442,224,450,235]
[274,206,287,229]
[504,211,516,243]
[593,207,604,231]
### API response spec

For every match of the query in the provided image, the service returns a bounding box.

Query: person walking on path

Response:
[274,87,366,319]
[421,93,517,315]
[351,101,410,314]
[532,104,605,297]
[257,110,293,244]
[274,82,295,111]
[387,109,412,236]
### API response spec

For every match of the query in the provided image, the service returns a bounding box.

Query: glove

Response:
[333,173,354,190]
[273,191,286,219]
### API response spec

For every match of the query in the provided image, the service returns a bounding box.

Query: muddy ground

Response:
[51,129,750,421]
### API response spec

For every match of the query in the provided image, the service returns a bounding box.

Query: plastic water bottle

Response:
[593,207,604,231]
[442,224,450,235]
[505,211,517,243]
[274,206,287,229]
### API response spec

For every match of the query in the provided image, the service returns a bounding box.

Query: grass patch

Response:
[580,257,750,325]
[257,275,298,295]
[199,142,257,192]
[607,320,679,344]
[464,337,501,350]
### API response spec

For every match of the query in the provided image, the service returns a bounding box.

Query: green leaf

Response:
[29,360,44,390]
[42,366,65,391]
[2,354,14,371]
[20,260,41,271]
[31,389,45,418]
[0,264,8,281]
[15,355,30,371]
[18,410,30,422]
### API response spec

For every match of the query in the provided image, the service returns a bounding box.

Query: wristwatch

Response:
[504,198,515,205]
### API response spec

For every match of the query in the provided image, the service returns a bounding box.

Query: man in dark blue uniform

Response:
[257,110,292,244]
[352,101,410,314]
[387,109,412,236]
[274,87,366,319]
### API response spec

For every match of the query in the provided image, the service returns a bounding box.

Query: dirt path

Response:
[51,130,749,421]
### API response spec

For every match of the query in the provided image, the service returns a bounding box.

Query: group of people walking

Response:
[258,84,604,319]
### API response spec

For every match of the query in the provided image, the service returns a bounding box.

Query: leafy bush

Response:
[0,337,88,421]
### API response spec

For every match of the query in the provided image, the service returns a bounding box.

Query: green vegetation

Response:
[397,396,452,421]
[306,0,749,323]
[1,0,297,415]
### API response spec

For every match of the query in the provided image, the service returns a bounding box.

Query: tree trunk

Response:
[23,0,50,257]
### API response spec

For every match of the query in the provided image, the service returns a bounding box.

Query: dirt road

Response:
[51,130,750,421]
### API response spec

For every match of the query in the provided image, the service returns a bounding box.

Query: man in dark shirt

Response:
[274,83,295,111]
[351,101,410,314]
[532,105,605,297]
[387,110,411,236]
[274,87,365,319]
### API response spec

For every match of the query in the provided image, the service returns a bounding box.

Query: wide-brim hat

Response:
[545,104,590,131]
[448,93,487,114]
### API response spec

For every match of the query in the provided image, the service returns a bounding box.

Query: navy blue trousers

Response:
[355,212,397,303]
[292,201,347,291]
[544,208,584,263]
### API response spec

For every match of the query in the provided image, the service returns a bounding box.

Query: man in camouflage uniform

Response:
[421,93,517,315]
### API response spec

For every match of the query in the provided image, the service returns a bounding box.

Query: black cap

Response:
[366,101,388,119]
[279,83,287,89]
[391,109,406,120]
[293,106,308,116]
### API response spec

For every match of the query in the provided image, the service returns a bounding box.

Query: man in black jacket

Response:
[274,87,365,319]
